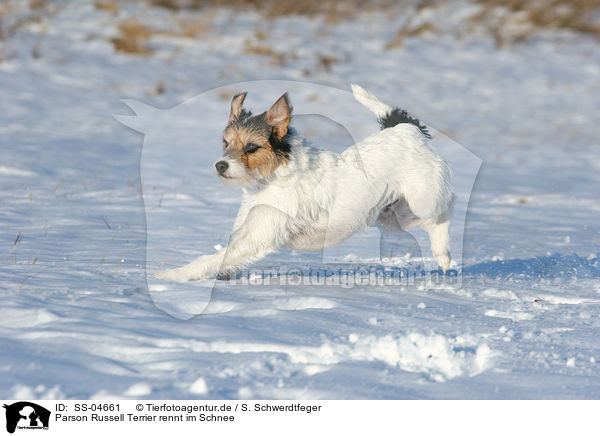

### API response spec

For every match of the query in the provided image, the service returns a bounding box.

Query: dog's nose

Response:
[215,161,229,174]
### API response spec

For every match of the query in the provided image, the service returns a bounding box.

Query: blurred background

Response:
[1,0,599,139]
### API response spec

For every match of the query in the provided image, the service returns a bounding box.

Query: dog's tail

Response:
[351,84,431,139]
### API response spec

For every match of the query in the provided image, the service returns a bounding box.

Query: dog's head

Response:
[214,92,292,186]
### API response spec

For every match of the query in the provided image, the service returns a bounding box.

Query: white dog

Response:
[156,84,453,281]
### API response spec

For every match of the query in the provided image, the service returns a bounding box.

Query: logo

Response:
[3,402,50,434]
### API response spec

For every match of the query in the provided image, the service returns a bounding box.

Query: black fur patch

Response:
[269,128,292,159]
[237,108,253,122]
[378,108,431,139]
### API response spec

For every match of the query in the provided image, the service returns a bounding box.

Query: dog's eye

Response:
[223,139,229,148]
[243,143,260,154]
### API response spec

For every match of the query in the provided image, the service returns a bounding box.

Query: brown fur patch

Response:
[223,124,287,177]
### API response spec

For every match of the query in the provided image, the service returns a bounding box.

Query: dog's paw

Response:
[434,253,451,273]
[155,268,190,282]
[216,270,241,281]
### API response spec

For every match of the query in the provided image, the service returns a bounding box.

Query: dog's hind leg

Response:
[376,198,424,261]
[379,228,422,261]
[423,216,451,272]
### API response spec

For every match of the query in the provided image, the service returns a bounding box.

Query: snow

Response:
[124,382,152,397]
[0,1,599,399]
[189,378,208,395]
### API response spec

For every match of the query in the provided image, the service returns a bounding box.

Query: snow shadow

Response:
[463,253,600,280]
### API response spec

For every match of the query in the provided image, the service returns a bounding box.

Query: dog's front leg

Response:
[155,252,225,282]
[156,205,289,281]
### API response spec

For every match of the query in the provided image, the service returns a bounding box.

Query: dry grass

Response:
[147,0,396,19]
[1,0,597,66]
[243,39,288,65]
[149,0,184,10]
[263,0,348,19]
[111,20,154,55]
[475,0,600,40]
[29,0,48,9]
[316,53,342,71]
[108,8,213,51]
[0,1,54,60]
[143,0,599,46]
[385,22,437,49]
[175,16,212,38]
[146,77,166,95]
[0,5,42,41]
[94,1,119,14]
[154,11,216,39]
[0,4,6,42]
[383,0,600,48]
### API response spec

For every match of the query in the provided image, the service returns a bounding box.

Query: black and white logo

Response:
[3,402,50,434]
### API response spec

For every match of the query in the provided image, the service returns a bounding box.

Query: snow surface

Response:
[0,1,599,399]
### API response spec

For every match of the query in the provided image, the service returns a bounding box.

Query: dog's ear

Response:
[229,92,247,123]
[266,93,291,138]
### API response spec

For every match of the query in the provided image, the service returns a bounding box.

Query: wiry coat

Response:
[156,85,453,281]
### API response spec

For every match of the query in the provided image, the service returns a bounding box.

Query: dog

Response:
[156,84,453,282]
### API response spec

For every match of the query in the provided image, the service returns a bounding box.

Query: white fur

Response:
[350,83,393,119]
[156,85,454,281]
